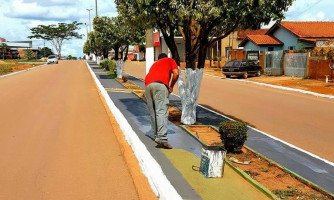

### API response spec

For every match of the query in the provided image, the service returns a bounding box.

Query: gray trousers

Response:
[145,82,169,142]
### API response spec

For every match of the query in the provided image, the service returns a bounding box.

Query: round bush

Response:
[219,121,248,153]
[100,59,116,72]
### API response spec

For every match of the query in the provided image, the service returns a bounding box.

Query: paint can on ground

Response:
[199,147,226,178]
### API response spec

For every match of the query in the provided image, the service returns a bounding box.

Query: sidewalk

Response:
[87,61,274,200]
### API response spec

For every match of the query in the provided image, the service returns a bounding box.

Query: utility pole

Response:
[84,23,89,39]
[95,0,98,17]
[86,8,93,33]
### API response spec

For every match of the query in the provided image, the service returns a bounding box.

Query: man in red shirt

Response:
[145,53,179,149]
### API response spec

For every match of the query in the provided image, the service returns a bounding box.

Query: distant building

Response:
[239,21,334,51]
[0,37,38,59]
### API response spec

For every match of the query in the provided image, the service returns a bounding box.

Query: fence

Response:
[308,58,334,80]
[264,51,284,75]
[284,53,308,77]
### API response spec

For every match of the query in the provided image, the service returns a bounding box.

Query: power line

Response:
[286,0,324,18]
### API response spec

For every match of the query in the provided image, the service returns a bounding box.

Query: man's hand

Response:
[169,68,179,94]
[168,86,173,93]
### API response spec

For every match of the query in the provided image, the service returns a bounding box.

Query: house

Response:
[239,35,283,51]
[154,29,267,67]
[239,21,334,51]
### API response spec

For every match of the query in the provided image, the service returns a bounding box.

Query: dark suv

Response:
[222,60,261,79]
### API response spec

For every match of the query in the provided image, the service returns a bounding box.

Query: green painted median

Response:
[162,149,271,200]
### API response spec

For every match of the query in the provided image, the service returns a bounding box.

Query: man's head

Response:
[158,53,168,60]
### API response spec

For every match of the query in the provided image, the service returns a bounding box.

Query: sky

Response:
[0,0,333,57]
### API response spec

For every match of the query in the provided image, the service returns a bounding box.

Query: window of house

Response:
[268,47,274,51]
[289,46,294,50]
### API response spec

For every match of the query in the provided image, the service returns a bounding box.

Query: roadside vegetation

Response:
[100,59,117,78]
[0,60,43,76]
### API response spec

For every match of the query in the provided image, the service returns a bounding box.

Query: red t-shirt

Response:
[144,58,178,86]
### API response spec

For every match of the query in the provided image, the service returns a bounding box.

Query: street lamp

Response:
[95,0,98,17]
[86,8,93,33]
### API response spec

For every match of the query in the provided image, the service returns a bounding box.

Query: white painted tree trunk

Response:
[178,68,203,125]
[116,59,124,78]
[97,56,101,65]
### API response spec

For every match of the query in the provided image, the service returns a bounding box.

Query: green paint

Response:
[162,149,271,200]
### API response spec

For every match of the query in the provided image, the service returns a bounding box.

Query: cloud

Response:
[285,0,334,21]
[22,0,75,6]
[5,0,83,21]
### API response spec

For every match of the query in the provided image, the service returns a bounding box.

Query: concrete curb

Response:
[85,62,183,200]
[203,72,334,100]
[228,78,334,99]
[0,63,47,79]
[244,146,334,198]
[225,160,278,200]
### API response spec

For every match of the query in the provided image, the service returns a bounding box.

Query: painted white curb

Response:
[85,62,183,200]
[0,63,47,79]
[203,72,334,100]
[126,71,334,166]
[229,78,334,99]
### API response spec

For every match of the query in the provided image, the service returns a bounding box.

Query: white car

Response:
[47,55,58,64]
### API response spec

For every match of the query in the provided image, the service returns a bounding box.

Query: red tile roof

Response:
[280,21,334,38]
[240,35,283,46]
[237,29,268,40]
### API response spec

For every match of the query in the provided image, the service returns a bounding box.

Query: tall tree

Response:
[40,47,53,57]
[116,0,294,124]
[29,21,82,57]
[90,16,145,61]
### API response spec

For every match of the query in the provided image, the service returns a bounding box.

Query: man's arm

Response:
[169,68,179,93]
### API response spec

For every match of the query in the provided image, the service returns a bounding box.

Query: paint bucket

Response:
[199,147,226,178]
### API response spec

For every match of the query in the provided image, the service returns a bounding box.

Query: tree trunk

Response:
[160,27,181,66]
[103,49,108,58]
[178,68,204,124]
[114,47,119,60]
[197,38,209,69]
[177,18,205,124]
[123,45,129,62]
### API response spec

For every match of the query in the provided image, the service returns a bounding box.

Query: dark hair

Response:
[158,53,168,60]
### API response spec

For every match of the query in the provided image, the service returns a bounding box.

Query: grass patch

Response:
[0,65,13,75]
[18,59,45,63]
[273,187,299,199]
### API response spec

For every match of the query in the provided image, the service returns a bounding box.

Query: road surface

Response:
[125,61,334,162]
[0,61,139,200]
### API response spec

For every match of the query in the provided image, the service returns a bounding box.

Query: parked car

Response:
[222,60,261,79]
[47,55,58,64]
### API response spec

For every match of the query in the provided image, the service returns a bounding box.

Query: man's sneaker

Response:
[155,141,173,149]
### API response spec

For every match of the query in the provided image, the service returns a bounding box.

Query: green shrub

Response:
[100,59,116,72]
[219,121,248,153]
[24,50,36,60]
[0,65,13,75]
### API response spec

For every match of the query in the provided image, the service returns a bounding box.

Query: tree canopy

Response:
[39,47,53,57]
[84,16,145,60]
[29,21,82,57]
[116,0,294,68]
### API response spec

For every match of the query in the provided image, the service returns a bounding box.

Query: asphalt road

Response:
[0,61,139,200]
[125,61,334,162]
